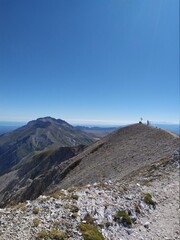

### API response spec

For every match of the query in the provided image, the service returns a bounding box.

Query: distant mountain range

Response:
[0,121,179,207]
[0,117,94,176]
[76,126,118,139]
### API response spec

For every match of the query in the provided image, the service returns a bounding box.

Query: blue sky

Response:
[0,0,179,125]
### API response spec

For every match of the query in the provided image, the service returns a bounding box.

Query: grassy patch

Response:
[33,218,40,227]
[33,206,40,214]
[11,202,26,211]
[143,192,156,207]
[114,210,132,227]
[79,223,104,240]
[36,229,67,240]
[36,229,48,239]
[49,229,67,239]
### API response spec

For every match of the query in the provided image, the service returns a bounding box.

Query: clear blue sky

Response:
[0,0,179,125]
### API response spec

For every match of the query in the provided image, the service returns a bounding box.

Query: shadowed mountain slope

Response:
[0,144,86,207]
[0,117,94,175]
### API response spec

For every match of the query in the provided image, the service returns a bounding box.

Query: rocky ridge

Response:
[50,124,179,190]
[0,149,179,240]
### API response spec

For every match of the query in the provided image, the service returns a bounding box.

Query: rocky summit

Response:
[0,149,179,240]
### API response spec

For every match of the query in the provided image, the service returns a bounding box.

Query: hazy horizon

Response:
[0,118,179,127]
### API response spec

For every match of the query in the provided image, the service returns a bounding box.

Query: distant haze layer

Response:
[0,121,179,135]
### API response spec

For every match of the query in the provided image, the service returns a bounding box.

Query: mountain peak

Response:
[0,116,94,175]
[27,116,69,126]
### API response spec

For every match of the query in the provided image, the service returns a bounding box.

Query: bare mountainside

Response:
[0,123,178,208]
[50,123,179,190]
[0,117,94,175]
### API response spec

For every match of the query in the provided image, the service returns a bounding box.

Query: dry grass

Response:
[79,222,104,240]
[11,202,27,211]
[33,218,40,227]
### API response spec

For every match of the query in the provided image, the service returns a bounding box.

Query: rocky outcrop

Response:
[0,150,179,240]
